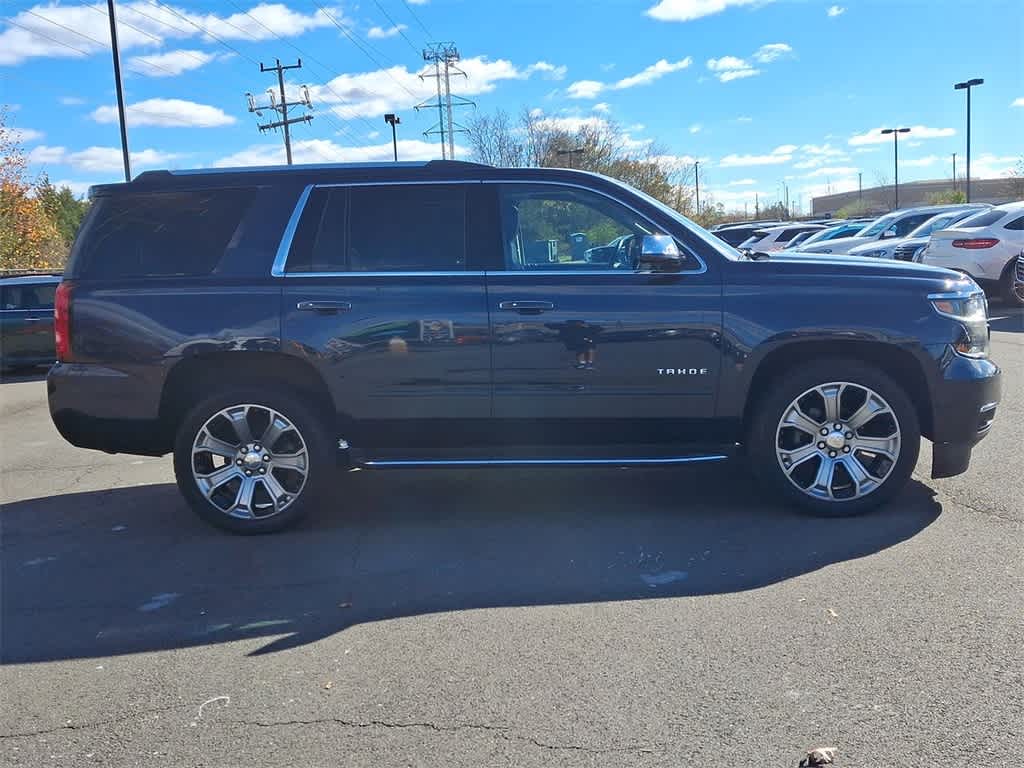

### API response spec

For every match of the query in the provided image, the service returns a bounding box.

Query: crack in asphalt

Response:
[0,703,191,740]
[232,717,657,754]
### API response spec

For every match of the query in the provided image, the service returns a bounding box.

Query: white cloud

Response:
[566,57,691,99]
[719,145,795,167]
[848,125,955,145]
[214,137,461,167]
[28,145,180,172]
[1012,97,1024,107]
[853,147,879,154]
[735,115,753,123]
[60,96,85,106]
[0,2,340,65]
[592,102,611,114]
[709,188,766,206]
[827,5,845,17]
[127,49,216,77]
[91,98,237,128]
[898,156,939,168]
[367,24,406,39]
[407,0,428,4]
[689,123,702,134]
[526,61,568,80]
[804,165,859,178]
[313,56,546,119]
[9,127,44,143]
[792,142,849,168]
[367,130,380,139]
[533,115,610,133]
[646,0,770,22]
[967,153,1018,179]
[752,43,791,63]
[727,178,756,185]
[651,154,702,172]
[706,56,758,82]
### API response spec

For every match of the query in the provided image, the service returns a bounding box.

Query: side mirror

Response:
[638,234,683,272]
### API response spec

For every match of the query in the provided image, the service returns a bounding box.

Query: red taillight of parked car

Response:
[54,281,73,361]
[952,238,1000,249]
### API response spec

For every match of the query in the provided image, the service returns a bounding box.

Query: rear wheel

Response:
[1001,257,1024,307]
[748,360,920,516]
[173,388,333,533]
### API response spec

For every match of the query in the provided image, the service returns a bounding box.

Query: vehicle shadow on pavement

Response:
[1,464,941,663]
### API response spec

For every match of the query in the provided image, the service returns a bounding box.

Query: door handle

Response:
[498,300,555,314]
[23,317,44,323]
[296,300,352,314]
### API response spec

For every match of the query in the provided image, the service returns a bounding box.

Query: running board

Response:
[359,455,729,469]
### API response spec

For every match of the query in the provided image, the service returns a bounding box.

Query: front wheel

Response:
[748,360,920,516]
[173,388,333,533]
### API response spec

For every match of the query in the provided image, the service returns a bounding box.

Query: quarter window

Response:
[1003,215,1024,231]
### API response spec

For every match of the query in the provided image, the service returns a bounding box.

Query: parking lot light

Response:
[954,78,984,202]
[881,128,911,209]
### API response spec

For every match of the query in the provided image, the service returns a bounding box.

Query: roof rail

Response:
[133,158,491,181]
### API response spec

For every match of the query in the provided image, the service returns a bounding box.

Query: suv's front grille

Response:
[1015,252,1024,282]
[893,244,919,261]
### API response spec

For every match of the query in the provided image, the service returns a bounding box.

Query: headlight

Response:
[861,249,888,258]
[929,290,989,358]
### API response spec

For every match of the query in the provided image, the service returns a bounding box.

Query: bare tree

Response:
[465,109,528,168]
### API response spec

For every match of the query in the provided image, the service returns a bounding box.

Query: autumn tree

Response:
[1,107,80,271]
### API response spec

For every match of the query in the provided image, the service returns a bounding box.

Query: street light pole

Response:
[952,152,957,193]
[106,0,131,182]
[954,78,984,202]
[384,113,400,162]
[694,160,700,214]
[881,127,910,209]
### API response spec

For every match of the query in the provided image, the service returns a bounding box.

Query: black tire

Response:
[748,359,920,517]
[1000,258,1024,308]
[173,387,334,534]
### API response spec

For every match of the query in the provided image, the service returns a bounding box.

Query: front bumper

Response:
[928,349,1001,479]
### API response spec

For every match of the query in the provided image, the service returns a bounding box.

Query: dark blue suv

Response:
[48,161,1001,532]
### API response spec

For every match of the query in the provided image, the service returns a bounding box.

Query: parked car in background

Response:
[737,223,826,252]
[920,201,1024,306]
[784,221,871,250]
[798,205,977,255]
[848,206,991,261]
[1,274,60,373]
[712,222,786,247]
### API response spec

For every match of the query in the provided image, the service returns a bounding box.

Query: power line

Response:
[370,0,421,54]
[399,0,433,39]
[308,0,420,100]
[145,0,260,65]
[83,3,213,70]
[2,18,92,58]
[247,59,312,165]
[12,10,180,76]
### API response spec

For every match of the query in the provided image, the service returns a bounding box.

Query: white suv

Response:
[920,201,1024,306]
[798,205,976,255]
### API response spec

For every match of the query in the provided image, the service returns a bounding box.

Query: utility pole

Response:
[858,172,862,202]
[783,181,789,216]
[415,43,473,160]
[105,0,131,182]
[247,59,313,165]
[384,113,401,161]
[755,193,759,218]
[694,161,700,215]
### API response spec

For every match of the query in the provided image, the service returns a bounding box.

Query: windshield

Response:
[858,214,899,237]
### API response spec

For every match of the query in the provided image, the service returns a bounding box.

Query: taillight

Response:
[952,238,999,249]
[54,281,72,362]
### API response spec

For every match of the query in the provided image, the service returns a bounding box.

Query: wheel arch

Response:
[741,340,934,441]
[159,351,339,445]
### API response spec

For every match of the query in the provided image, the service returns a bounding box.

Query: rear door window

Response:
[76,189,256,278]
[0,283,55,310]
[285,185,468,273]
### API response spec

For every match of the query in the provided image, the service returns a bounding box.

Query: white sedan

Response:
[920,201,1024,306]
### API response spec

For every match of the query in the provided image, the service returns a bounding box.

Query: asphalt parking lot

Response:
[1,308,1021,767]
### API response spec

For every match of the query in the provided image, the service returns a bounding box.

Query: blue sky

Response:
[2,0,1021,211]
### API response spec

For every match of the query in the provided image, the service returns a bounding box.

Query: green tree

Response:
[36,175,90,248]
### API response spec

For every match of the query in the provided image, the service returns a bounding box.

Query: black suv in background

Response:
[1,273,60,373]
[48,161,1001,533]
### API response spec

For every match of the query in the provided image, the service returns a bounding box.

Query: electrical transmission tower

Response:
[414,43,473,160]
[246,58,313,166]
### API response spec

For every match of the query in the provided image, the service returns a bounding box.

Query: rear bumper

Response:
[929,350,1001,479]
[47,362,169,456]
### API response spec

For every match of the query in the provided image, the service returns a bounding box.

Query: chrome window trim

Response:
[270,177,708,277]
[362,455,728,468]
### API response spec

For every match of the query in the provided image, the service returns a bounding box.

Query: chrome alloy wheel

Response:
[191,404,309,519]
[775,382,901,502]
